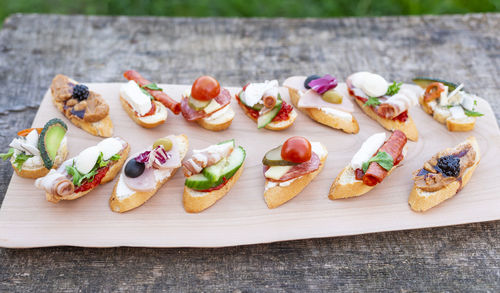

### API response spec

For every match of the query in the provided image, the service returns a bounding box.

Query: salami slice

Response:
[362,130,407,186]
[123,70,181,114]
[266,152,320,182]
[181,88,232,121]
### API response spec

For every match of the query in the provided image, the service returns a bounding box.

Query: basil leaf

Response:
[362,151,394,173]
[142,83,162,91]
[13,153,34,170]
[140,87,154,101]
[0,148,14,160]
[385,81,402,96]
[464,108,483,117]
[364,97,381,107]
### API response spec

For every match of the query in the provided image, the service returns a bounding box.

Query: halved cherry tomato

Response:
[191,76,220,101]
[424,82,445,103]
[281,136,312,163]
[17,128,42,136]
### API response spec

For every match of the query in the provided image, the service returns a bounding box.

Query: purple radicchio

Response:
[152,145,171,169]
[308,74,338,95]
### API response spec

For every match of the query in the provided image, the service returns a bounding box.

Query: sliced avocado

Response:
[38,118,67,169]
[188,95,210,111]
[413,77,460,91]
[202,146,245,184]
[257,98,282,129]
[262,145,298,166]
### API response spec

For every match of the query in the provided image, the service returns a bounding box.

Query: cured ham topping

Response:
[362,130,407,186]
[123,70,181,114]
[181,88,231,121]
[265,152,320,182]
[182,143,234,176]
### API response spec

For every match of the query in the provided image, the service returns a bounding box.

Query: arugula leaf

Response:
[142,83,163,91]
[386,82,402,96]
[109,154,121,161]
[464,109,484,117]
[140,87,155,101]
[0,148,14,160]
[65,152,120,187]
[364,97,381,107]
[362,151,394,173]
[13,153,34,170]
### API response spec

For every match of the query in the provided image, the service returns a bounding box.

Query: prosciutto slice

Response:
[181,88,231,121]
[362,130,407,186]
[123,166,156,192]
[266,153,320,182]
[123,70,181,114]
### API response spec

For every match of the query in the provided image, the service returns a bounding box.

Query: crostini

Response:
[50,74,113,137]
[263,136,328,208]
[35,137,129,203]
[0,118,68,179]
[413,78,483,132]
[283,75,359,134]
[329,130,408,199]
[409,136,480,212]
[119,71,171,128]
[346,72,421,141]
[182,139,246,213]
[235,80,297,130]
[180,76,235,131]
[110,135,188,213]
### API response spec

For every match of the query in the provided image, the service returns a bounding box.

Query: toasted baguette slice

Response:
[288,88,359,134]
[354,98,418,141]
[196,106,235,131]
[52,96,113,137]
[45,144,130,203]
[119,96,168,128]
[418,96,476,132]
[183,163,244,213]
[109,135,189,213]
[329,146,407,199]
[264,144,328,209]
[408,136,480,212]
[237,101,298,131]
[12,138,68,179]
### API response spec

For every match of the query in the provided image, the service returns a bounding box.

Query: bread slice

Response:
[119,96,168,128]
[288,88,359,134]
[109,135,189,213]
[196,106,235,131]
[45,144,130,203]
[237,101,298,131]
[354,98,418,141]
[408,136,480,212]
[12,139,68,179]
[264,144,328,209]
[183,162,245,213]
[418,96,476,132]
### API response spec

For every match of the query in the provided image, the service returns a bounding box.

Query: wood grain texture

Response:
[0,13,499,292]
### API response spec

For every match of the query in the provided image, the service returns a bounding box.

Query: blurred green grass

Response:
[1,0,499,23]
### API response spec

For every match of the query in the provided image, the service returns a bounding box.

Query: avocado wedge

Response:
[413,77,460,92]
[38,118,67,169]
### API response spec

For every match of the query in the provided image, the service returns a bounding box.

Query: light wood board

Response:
[0,82,499,248]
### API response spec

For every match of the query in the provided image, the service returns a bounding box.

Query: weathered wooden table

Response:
[0,13,498,291]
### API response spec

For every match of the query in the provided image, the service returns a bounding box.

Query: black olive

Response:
[72,84,89,101]
[436,155,460,177]
[124,158,145,178]
[304,75,321,89]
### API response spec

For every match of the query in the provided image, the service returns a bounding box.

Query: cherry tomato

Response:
[191,76,220,101]
[281,136,312,163]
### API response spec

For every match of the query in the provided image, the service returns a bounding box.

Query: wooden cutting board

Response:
[0,83,499,248]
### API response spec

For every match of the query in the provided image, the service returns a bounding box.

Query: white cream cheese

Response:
[203,105,231,122]
[115,174,135,200]
[319,107,352,121]
[350,133,386,170]
[360,73,388,97]
[242,80,279,107]
[449,105,467,119]
[120,80,152,116]
[264,177,298,191]
[311,141,327,159]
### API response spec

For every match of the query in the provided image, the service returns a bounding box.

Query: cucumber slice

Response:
[413,77,460,91]
[257,99,283,129]
[262,145,298,166]
[188,95,210,111]
[202,146,245,184]
[217,139,235,147]
[185,173,213,190]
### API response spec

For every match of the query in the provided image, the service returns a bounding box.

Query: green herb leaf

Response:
[386,81,402,96]
[13,153,34,170]
[140,87,155,101]
[142,83,163,91]
[364,97,381,107]
[0,148,14,160]
[464,109,484,117]
[109,154,121,161]
[362,151,394,173]
[65,152,118,187]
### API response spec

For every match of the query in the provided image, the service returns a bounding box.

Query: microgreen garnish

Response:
[386,82,402,96]
[364,97,381,107]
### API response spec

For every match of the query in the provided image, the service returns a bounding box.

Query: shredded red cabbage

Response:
[135,150,151,163]
[308,74,338,94]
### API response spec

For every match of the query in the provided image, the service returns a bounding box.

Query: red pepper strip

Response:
[362,130,407,186]
[123,70,181,115]
[17,128,43,136]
